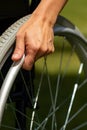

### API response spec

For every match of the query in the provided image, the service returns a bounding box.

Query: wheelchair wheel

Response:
[0,15,87,130]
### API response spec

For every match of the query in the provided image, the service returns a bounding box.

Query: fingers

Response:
[35,43,54,61]
[12,39,54,70]
[12,33,25,61]
[23,54,35,70]
[13,39,54,70]
[11,21,55,71]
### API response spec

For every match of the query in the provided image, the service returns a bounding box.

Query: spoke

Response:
[59,43,75,88]
[20,71,34,106]
[45,61,55,130]
[60,63,83,130]
[78,78,87,89]
[68,103,87,124]
[8,98,21,129]
[52,39,65,130]
[72,122,87,130]
[36,95,69,130]
[1,124,20,130]
[30,57,48,130]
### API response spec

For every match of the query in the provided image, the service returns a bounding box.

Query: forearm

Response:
[32,0,68,26]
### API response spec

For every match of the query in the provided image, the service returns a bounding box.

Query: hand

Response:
[12,15,54,70]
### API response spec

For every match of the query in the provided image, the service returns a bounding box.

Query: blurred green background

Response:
[35,0,87,129]
[61,0,87,36]
[1,0,87,129]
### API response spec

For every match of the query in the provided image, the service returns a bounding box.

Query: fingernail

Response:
[12,54,20,59]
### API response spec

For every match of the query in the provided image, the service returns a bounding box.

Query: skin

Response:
[12,0,68,70]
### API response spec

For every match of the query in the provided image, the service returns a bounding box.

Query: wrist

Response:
[32,1,58,27]
[31,0,67,27]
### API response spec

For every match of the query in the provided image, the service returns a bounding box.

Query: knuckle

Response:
[42,45,48,53]
[51,46,55,53]
[23,57,34,70]
[47,45,55,54]
[33,46,39,52]
[16,32,23,39]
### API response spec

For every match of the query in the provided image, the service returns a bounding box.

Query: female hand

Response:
[12,15,54,70]
[12,0,68,70]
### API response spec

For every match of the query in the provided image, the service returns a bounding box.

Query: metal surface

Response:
[0,55,25,125]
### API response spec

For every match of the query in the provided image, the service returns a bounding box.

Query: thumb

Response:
[12,36,25,61]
